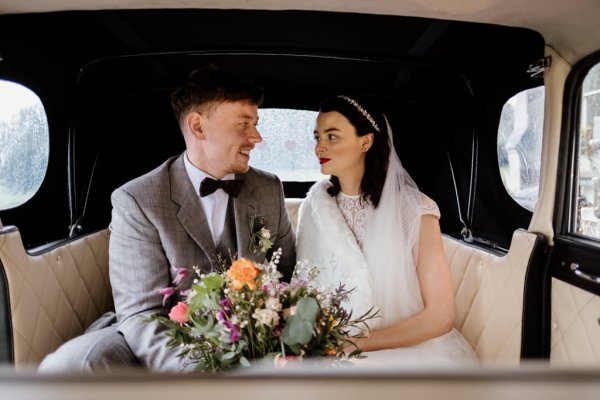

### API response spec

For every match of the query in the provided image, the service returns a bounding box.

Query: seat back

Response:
[444,230,543,363]
[0,198,540,367]
[0,227,112,369]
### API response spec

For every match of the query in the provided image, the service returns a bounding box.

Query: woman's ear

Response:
[361,133,374,151]
[187,111,204,139]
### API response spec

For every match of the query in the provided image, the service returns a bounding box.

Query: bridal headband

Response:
[337,95,381,133]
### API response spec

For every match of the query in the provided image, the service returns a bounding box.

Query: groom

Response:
[39,64,296,372]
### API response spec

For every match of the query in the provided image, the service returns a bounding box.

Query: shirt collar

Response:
[183,151,235,195]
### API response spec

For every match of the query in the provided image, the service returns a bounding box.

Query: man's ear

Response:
[187,111,204,139]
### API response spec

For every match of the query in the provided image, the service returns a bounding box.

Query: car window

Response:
[498,86,545,211]
[252,108,321,181]
[0,80,49,210]
[575,62,600,238]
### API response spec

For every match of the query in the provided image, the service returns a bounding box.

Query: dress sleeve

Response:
[420,192,441,219]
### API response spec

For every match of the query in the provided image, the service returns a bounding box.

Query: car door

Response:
[548,51,600,365]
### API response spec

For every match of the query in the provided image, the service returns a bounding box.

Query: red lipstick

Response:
[319,158,331,164]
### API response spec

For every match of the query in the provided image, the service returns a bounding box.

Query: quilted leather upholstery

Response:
[0,200,538,367]
[443,230,539,364]
[0,228,113,370]
[550,278,600,365]
[285,198,302,234]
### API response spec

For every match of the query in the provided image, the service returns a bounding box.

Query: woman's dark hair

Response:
[319,95,390,208]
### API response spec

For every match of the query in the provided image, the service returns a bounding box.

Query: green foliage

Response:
[282,297,319,346]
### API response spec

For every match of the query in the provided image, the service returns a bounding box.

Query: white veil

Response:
[362,116,425,330]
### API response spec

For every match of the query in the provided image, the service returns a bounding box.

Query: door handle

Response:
[570,263,600,283]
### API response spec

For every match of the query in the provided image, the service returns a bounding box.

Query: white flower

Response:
[261,227,271,240]
[252,308,280,327]
[265,297,282,312]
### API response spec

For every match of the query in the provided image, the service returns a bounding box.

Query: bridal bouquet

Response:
[149,248,377,373]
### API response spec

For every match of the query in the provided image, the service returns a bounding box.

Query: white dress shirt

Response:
[183,152,234,243]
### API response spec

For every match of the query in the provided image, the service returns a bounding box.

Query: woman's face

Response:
[313,111,370,181]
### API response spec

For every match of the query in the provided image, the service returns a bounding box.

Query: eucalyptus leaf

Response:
[286,343,302,354]
[239,357,251,367]
[281,297,319,346]
[296,297,319,320]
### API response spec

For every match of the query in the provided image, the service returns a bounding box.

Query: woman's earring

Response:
[362,145,367,152]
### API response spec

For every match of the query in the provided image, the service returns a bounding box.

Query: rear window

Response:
[252,108,320,181]
[497,86,545,211]
[0,80,49,210]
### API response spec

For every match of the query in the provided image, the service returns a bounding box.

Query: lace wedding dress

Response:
[296,179,478,367]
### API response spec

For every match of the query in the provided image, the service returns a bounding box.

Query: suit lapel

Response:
[169,158,263,265]
[234,171,261,262]
[170,156,217,261]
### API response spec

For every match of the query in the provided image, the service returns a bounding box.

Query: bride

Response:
[295,95,478,365]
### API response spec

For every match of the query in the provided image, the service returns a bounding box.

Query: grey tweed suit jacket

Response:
[108,153,296,371]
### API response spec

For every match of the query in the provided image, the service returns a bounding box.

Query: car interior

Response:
[0,2,599,398]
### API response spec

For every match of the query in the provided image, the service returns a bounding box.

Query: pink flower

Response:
[274,355,302,368]
[173,267,190,286]
[272,324,282,337]
[229,327,241,343]
[223,320,241,343]
[158,287,175,306]
[219,297,231,312]
[168,302,189,324]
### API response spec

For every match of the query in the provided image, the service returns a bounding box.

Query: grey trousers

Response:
[37,312,140,374]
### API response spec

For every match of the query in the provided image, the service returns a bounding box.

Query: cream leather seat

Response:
[0,197,541,368]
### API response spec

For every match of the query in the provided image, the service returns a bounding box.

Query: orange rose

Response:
[227,258,260,290]
[168,302,189,324]
[325,347,337,356]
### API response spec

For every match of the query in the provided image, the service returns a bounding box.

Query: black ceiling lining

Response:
[0,8,545,248]
[68,52,479,237]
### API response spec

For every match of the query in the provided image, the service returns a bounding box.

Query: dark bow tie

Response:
[200,177,244,198]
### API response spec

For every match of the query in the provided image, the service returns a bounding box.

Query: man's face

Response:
[199,100,262,178]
